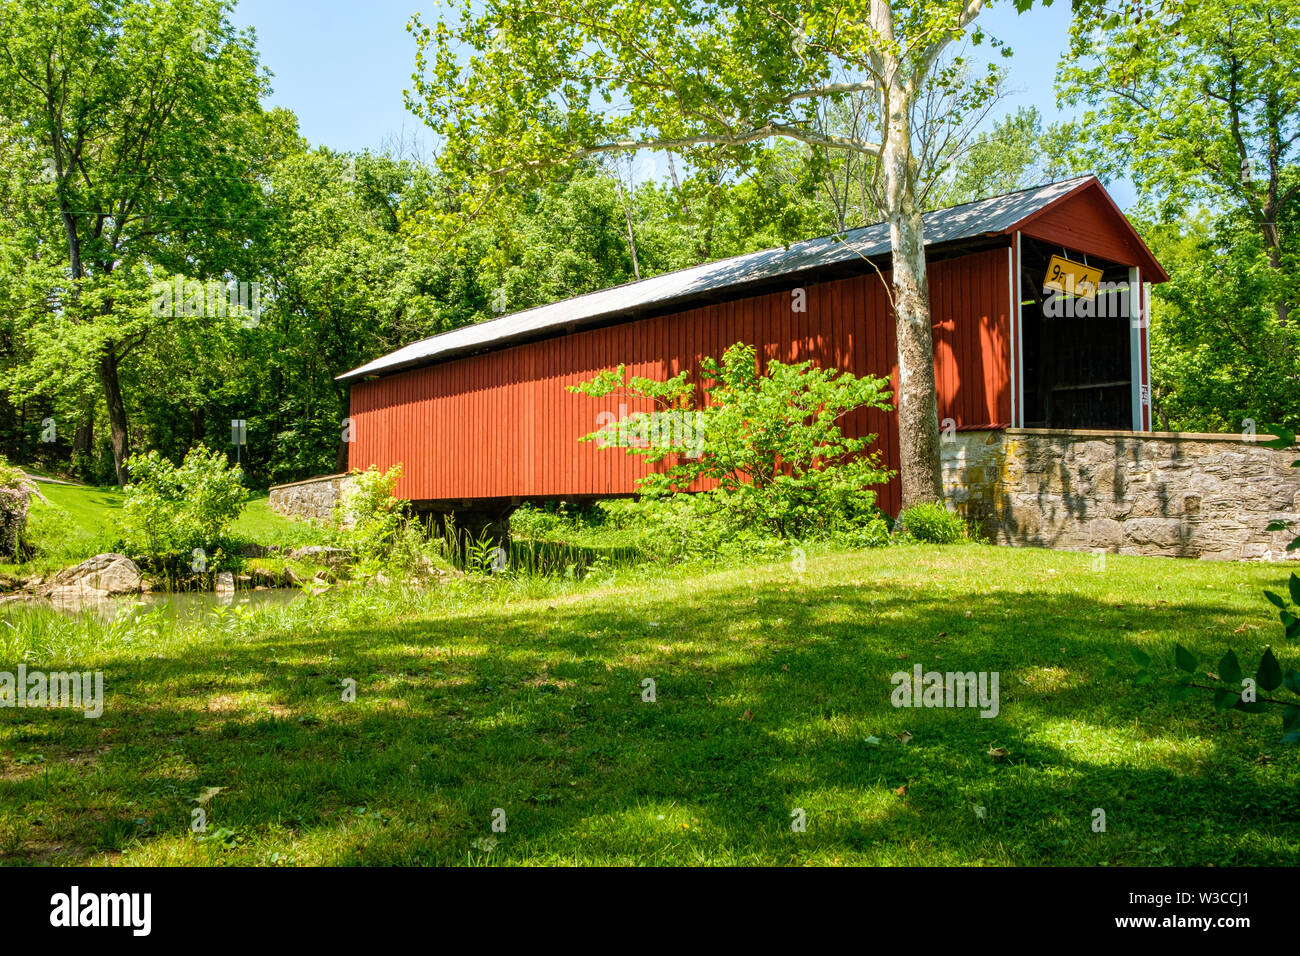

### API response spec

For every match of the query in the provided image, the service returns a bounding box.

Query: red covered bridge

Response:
[337,176,1166,526]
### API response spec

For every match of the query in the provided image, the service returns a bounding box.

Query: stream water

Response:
[0,586,303,624]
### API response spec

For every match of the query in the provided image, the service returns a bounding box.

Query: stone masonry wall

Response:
[268,473,352,522]
[941,429,1300,561]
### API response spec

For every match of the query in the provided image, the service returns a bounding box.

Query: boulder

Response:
[52,553,143,595]
[249,566,286,588]
[236,542,277,558]
[215,571,235,593]
[288,545,351,566]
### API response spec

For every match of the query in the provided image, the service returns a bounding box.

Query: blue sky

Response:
[230,0,1132,206]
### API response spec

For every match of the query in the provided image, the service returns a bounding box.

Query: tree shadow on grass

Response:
[1,570,1297,865]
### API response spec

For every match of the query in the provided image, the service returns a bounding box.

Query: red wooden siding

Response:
[348,247,1011,516]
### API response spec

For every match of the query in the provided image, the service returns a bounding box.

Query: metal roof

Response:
[339,175,1098,384]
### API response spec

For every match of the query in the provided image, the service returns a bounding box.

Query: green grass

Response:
[27,481,124,544]
[230,497,331,549]
[1,542,1297,866]
[3,478,328,575]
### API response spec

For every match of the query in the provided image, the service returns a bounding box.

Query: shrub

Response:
[0,456,30,561]
[335,465,408,561]
[118,446,246,568]
[895,502,967,544]
[572,342,895,542]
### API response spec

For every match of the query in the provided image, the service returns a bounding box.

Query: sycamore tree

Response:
[407,0,1045,509]
[0,0,271,484]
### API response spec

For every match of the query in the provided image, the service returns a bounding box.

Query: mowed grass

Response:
[3,478,325,575]
[1,543,1298,866]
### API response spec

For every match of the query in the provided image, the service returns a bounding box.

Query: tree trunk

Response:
[72,397,94,463]
[881,92,943,509]
[98,347,130,485]
[1262,217,1290,326]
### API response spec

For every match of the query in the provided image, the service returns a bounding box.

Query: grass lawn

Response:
[1,542,1297,866]
[4,478,327,576]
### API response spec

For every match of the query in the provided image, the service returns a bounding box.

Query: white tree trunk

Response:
[880,89,943,508]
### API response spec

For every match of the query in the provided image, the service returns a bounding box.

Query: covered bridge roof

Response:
[339,174,1164,384]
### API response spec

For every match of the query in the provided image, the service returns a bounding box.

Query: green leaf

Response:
[1213,687,1240,712]
[1267,520,1291,532]
[1257,647,1283,692]
[1258,427,1296,449]
[1265,590,1286,609]
[1130,646,1151,667]
[1290,573,1300,606]
[1174,644,1197,673]
[1282,705,1300,732]
[1218,649,1243,686]
[1169,682,1194,703]
[1283,669,1300,695]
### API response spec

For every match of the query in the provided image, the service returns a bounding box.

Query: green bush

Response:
[335,465,408,562]
[117,445,246,569]
[0,456,31,560]
[895,502,968,544]
[573,342,895,543]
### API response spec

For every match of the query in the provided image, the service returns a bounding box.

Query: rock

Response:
[249,567,284,588]
[215,571,235,593]
[288,545,351,566]
[52,553,143,595]
[236,543,276,558]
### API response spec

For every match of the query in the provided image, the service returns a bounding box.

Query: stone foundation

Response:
[268,473,352,522]
[941,428,1300,561]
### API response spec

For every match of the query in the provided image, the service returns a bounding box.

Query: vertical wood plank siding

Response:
[349,247,1011,516]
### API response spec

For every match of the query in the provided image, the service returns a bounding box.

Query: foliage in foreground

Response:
[572,342,894,546]
[895,502,969,544]
[116,446,245,572]
[334,465,407,561]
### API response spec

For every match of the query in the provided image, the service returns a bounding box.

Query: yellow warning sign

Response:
[1043,255,1103,301]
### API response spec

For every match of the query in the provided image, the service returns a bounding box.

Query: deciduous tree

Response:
[407,0,1044,508]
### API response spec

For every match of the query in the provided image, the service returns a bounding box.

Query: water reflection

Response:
[1,587,302,624]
